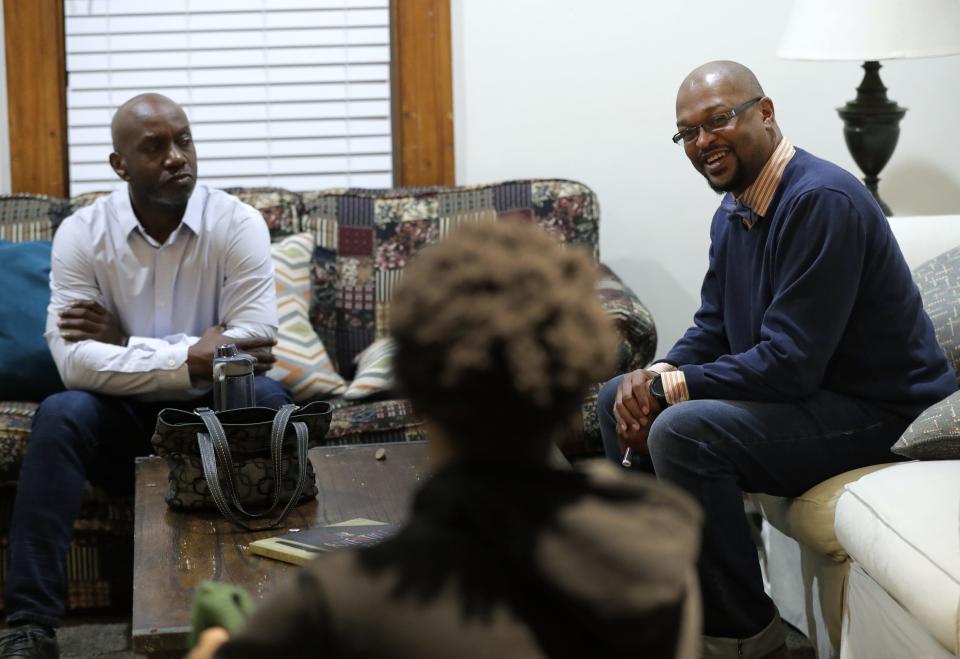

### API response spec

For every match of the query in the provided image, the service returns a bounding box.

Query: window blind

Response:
[64,0,392,195]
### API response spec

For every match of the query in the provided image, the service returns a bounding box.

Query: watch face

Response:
[651,376,664,397]
[650,376,667,405]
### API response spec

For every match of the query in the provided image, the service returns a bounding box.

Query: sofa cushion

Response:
[0,402,39,484]
[0,240,65,401]
[326,398,422,443]
[914,246,960,384]
[343,337,395,401]
[299,180,603,376]
[267,233,347,400]
[892,389,960,459]
[835,461,960,653]
[223,187,300,238]
[0,194,69,241]
[751,463,895,561]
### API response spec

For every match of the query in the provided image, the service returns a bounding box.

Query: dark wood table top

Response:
[132,441,430,656]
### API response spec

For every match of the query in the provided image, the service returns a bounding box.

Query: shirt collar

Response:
[111,182,207,240]
[732,138,796,228]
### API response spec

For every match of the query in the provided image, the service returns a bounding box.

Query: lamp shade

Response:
[778,0,960,61]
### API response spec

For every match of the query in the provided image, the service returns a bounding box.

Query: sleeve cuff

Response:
[648,362,678,375]
[161,343,194,391]
[660,370,690,405]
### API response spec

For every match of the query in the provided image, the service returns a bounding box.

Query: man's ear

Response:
[109,152,130,181]
[759,96,775,125]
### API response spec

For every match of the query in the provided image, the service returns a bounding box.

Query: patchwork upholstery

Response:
[222,187,300,238]
[299,180,606,376]
[0,479,134,612]
[0,194,69,241]
[596,263,657,373]
[326,398,425,445]
[0,402,36,485]
[0,181,655,612]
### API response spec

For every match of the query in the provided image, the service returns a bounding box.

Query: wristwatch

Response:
[649,374,670,409]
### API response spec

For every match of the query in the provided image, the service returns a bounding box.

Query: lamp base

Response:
[836,61,906,216]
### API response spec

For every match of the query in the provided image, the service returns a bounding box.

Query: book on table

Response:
[249,518,396,565]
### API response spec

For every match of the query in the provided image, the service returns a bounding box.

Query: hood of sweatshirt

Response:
[358,458,702,657]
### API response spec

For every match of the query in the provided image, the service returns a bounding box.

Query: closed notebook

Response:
[249,518,396,565]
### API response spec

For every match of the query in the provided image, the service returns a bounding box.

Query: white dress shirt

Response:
[46,183,278,400]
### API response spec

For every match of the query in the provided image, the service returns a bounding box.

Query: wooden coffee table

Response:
[131,441,430,656]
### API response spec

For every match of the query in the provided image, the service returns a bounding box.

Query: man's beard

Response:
[701,155,746,194]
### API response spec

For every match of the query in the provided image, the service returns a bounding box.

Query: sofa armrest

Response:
[595,263,657,372]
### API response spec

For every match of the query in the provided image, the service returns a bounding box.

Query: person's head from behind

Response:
[391,221,618,466]
[674,60,781,196]
[109,93,197,210]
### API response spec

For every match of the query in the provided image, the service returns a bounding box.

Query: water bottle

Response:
[212,344,257,411]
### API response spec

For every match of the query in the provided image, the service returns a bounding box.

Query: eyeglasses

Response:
[672,97,762,145]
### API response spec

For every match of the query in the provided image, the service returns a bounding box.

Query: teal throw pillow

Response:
[0,240,64,400]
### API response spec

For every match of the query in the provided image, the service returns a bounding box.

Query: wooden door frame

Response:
[390,0,455,187]
[4,0,69,197]
[3,0,454,197]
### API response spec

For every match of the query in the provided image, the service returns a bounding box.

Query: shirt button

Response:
[167,359,176,367]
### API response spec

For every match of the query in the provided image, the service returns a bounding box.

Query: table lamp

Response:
[778,0,960,215]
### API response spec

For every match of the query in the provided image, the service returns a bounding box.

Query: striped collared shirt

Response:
[735,138,796,228]
[650,139,796,405]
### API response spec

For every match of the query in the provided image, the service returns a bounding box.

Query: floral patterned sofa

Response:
[0,179,656,613]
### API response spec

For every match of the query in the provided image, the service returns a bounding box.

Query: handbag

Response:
[150,401,332,530]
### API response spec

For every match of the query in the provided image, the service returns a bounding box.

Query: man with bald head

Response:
[598,61,955,657]
[0,94,290,658]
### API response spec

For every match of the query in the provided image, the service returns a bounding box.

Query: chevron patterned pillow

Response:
[267,233,347,400]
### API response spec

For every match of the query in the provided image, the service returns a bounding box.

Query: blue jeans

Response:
[4,376,291,628]
[597,375,912,639]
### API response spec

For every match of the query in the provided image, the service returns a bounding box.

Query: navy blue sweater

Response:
[665,148,956,411]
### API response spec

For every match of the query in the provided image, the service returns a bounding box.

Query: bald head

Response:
[111,93,187,153]
[108,93,197,211]
[678,61,764,107]
[674,61,780,195]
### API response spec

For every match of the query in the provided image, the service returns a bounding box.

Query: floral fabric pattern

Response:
[373,195,440,227]
[375,220,439,271]
[327,398,421,441]
[595,263,657,372]
[222,187,300,237]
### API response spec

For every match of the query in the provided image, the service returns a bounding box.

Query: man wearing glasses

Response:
[597,60,955,658]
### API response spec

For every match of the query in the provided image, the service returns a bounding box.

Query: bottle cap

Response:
[215,344,239,358]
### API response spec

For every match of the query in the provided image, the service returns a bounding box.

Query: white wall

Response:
[451,0,960,357]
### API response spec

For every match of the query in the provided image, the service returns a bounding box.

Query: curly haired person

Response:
[190,221,703,659]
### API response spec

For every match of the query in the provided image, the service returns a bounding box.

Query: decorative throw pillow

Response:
[892,389,960,459]
[913,246,960,384]
[267,233,347,400]
[343,337,396,401]
[0,240,65,400]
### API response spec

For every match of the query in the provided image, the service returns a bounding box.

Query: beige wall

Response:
[452,0,960,356]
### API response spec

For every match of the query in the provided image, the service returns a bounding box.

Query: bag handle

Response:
[195,404,311,531]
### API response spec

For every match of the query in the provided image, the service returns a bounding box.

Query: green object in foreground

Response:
[189,580,255,649]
